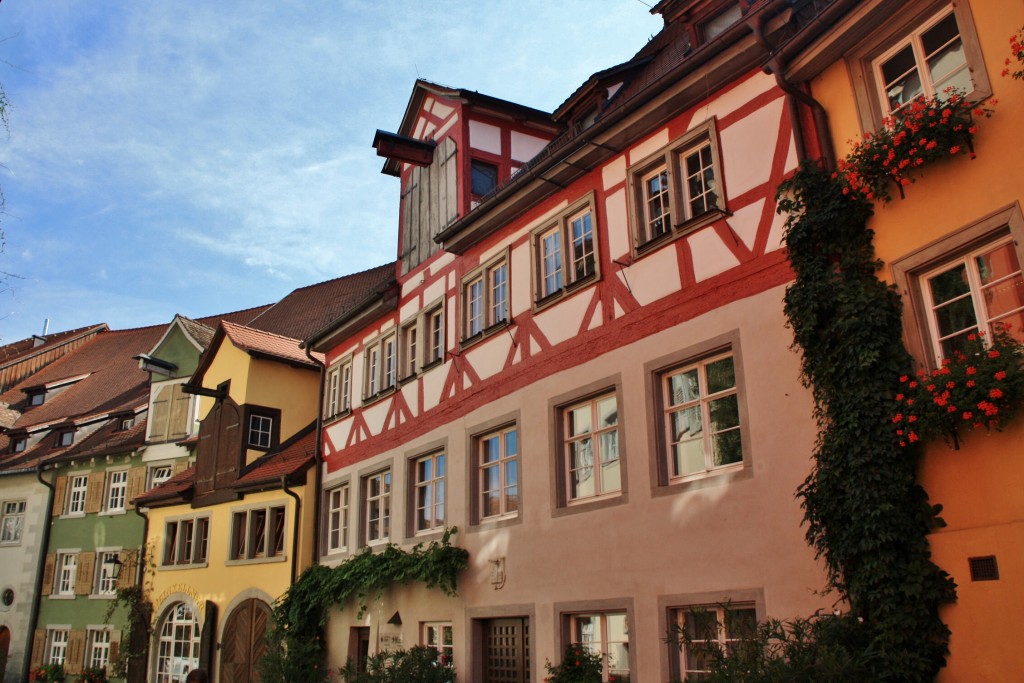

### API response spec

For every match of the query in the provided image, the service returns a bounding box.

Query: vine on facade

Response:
[103,548,153,682]
[260,528,469,683]
[776,162,956,681]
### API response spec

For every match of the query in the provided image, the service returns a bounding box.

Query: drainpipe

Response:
[281,476,302,584]
[302,343,326,570]
[26,465,56,683]
[133,505,149,586]
[129,504,151,683]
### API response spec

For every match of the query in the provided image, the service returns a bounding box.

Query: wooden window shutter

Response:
[75,551,95,596]
[84,472,105,514]
[66,630,87,675]
[200,600,219,673]
[42,553,56,595]
[117,549,138,589]
[31,629,45,667]
[149,384,173,442]
[125,466,146,510]
[109,636,119,667]
[52,476,68,517]
[168,384,192,440]
[173,458,189,475]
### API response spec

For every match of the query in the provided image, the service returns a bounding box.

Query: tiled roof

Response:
[176,316,217,350]
[234,422,316,489]
[221,321,322,367]
[194,304,272,329]
[48,414,149,463]
[133,465,195,506]
[0,323,109,367]
[247,264,395,341]
[0,326,164,426]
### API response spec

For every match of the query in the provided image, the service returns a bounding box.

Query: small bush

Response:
[338,645,455,683]
[544,643,603,683]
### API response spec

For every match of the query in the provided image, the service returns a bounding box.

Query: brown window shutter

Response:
[149,384,173,442]
[31,629,45,667]
[42,553,56,594]
[66,630,87,675]
[84,472,106,514]
[75,551,96,596]
[169,384,192,440]
[125,466,146,510]
[109,636,119,668]
[52,476,68,517]
[117,549,137,589]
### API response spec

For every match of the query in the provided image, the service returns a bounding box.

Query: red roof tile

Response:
[247,264,395,342]
[221,321,321,367]
[133,465,195,506]
[49,414,149,463]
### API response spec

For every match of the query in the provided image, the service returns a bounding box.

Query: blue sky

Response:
[0,1,661,343]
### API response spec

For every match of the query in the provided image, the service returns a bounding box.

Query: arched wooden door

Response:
[219,599,271,683]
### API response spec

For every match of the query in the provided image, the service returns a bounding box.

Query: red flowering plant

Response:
[544,643,604,683]
[894,325,1024,449]
[1002,26,1024,79]
[835,88,993,202]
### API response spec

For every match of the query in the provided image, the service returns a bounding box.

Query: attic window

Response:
[55,429,75,448]
[9,437,26,453]
[702,3,743,42]
[471,160,499,197]
[28,391,45,407]
[118,416,135,431]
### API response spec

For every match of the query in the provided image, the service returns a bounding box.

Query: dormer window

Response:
[55,429,74,448]
[118,416,135,431]
[701,3,743,42]
[9,436,27,453]
[28,391,45,407]
[471,159,499,198]
[244,406,280,451]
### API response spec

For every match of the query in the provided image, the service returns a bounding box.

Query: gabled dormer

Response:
[373,80,560,278]
[652,0,750,46]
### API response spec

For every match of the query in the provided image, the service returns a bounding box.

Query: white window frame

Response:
[87,627,113,670]
[662,351,744,481]
[562,393,621,504]
[0,500,26,544]
[426,305,445,366]
[105,469,129,513]
[248,413,273,449]
[147,464,173,490]
[462,255,510,341]
[412,451,446,534]
[422,622,454,666]
[364,469,391,545]
[567,612,630,682]
[671,603,757,680]
[364,333,397,398]
[533,194,599,306]
[66,475,88,515]
[94,549,121,596]
[324,357,353,419]
[230,504,286,561]
[46,628,69,665]
[477,426,519,522]
[154,603,200,683]
[919,236,1024,363]
[324,483,350,554]
[55,552,78,595]
[401,321,419,378]
[629,121,724,251]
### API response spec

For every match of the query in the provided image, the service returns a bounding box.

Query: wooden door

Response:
[482,618,530,683]
[219,599,271,683]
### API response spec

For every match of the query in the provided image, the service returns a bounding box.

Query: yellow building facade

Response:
[793,0,1024,679]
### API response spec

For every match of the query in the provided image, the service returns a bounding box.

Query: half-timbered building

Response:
[306,2,848,680]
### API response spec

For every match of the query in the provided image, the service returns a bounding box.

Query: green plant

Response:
[260,528,469,683]
[338,645,455,683]
[666,609,870,683]
[79,666,108,683]
[895,325,1024,449]
[543,643,603,683]
[103,547,153,681]
[30,663,65,682]
[777,161,956,681]
[836,89,991,201]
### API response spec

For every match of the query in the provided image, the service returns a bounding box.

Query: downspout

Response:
[26,465,56,683]
[130,504,151,683]
[302,343,326,571]
[133,505,149,586]
[281,476,302,584]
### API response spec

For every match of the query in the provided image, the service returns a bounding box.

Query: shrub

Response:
[544,643,603,683]
[338,645,455,683]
